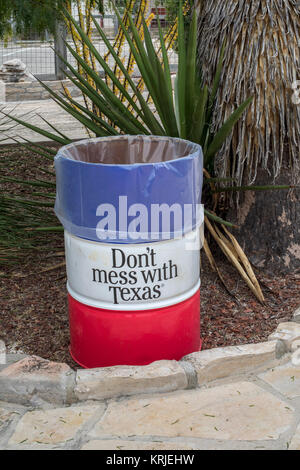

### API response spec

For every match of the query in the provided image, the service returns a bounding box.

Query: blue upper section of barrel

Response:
[54,135,203,243]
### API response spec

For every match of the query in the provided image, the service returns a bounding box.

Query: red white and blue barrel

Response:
[55,136,203,368]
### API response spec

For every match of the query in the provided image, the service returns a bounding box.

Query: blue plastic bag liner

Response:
[55,135,203,243]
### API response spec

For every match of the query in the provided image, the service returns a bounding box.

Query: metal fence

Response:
[0,38,56,80]
[0,16,116,81]
[0,15,178,82]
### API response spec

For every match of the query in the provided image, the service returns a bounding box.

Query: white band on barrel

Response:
[65,230,201,311]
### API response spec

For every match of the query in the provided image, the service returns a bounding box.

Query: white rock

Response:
[259,363,300,399]
[8,404,103,446]
[1,59,26,71]
[182,341,282,385]
[0,355,75,405]
[75,360,188,401]
[293,307,300,324]
[0,340,6,365]
[290,423,300,450]
[269,322,300,351]
[81,440,197,450]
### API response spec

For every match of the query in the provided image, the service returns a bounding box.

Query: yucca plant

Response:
[6,5,252,189]
[3,3,293,299]
[0,135,61,265]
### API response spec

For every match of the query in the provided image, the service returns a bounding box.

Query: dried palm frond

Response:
[203,168,265,303]
[204,216,265,303]
[197,0,300,190]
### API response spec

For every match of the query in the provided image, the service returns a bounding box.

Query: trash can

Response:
[55,135,203,368]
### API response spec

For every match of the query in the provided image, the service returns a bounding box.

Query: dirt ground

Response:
[1,234,300,370]
[1,145,300,369]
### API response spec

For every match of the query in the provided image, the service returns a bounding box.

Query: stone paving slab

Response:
[0,362,299,450]
[289,423,300,450]
[1,317,300,450]
[0,401,27,448]
[75,360,188,401]
[294,306,300,324]
[1,99,89,145]
[81,439,198,450]
[0,406,21,435]
[259,364,300,399]
[7,403,105,448]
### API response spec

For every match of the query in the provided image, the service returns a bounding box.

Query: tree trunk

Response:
[196,0,300,274]
[227,165,300,274]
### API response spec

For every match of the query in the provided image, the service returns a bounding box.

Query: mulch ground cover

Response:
[1,145,300,369]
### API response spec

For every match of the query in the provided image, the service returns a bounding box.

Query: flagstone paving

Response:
[1,357,300,450]
[1,99,89,145]
[258,364,300,399]
[290,423,300,450]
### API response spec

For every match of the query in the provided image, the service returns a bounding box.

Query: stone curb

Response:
[74,360,188,401]
[4,79,81,102]
[1,313,300,406]
[293,306,300,324]
[0,356,76,406]
[181,340,286,386]
[269,322,300,352]
[3,74,145,103]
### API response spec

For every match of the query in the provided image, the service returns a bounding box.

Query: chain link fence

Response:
[0,16,116,80]
[0,39,56,80]
[0,13,178,82]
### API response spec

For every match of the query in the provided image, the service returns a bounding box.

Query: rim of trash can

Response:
[55,135,202,167]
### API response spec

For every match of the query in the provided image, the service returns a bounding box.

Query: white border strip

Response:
[67,280,201,312]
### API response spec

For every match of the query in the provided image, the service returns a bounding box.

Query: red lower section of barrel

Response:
[68,291,201,368]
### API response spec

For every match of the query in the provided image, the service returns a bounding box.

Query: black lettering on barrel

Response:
[112,248,125,268]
